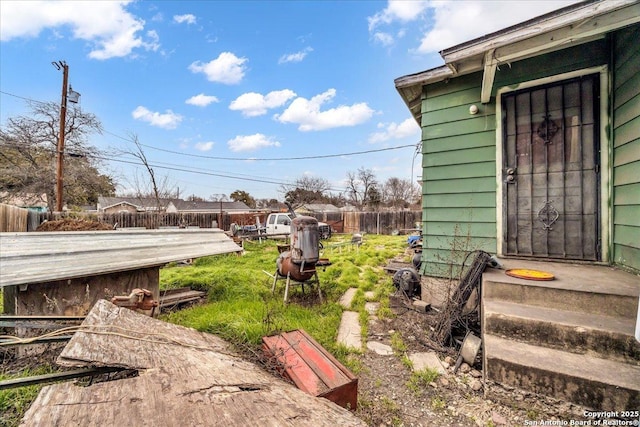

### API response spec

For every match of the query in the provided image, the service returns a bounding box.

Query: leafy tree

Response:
[284,188,324,207]
[366,185,382,210]
[280,175,330,207]
[230,189,256,208]
[0,101,115,210]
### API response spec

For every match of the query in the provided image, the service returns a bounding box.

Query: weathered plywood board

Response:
[21,300,365,427]
[9,267,159,316]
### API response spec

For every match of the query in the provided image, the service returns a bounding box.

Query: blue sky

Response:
[0,0,578,201]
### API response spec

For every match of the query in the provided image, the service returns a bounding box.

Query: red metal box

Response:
[262,329,358,410]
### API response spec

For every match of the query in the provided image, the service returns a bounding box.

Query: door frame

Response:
[495,65,610,262]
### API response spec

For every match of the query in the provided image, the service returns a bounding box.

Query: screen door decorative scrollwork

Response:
[502,74,600,260]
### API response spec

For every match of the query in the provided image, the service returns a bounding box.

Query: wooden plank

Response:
[423,146,495,167]
[613,118,640,148]
[423,116,492,140]
[614,138,640,167]
[423,161,496,181]
[424,131,495,154]
[614,183,640,205]
[614,160,640,186]
[22,300,366,427]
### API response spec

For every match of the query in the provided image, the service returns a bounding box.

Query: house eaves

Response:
[395,0,640,124]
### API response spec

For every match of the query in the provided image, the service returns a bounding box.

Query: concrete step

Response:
[484,334,640,411]
[483,300,640,365]
[482,262,639,319]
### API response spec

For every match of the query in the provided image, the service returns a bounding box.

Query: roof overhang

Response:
[395,0,640,125]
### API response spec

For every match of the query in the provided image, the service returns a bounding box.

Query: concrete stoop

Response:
[484,335,640,410]
[481,260,640,411]
[484,300,640,364]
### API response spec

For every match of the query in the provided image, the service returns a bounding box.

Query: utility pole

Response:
[53,61,69,213]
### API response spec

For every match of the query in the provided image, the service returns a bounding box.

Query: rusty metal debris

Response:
[432,251,493,346]
[111,288,158,314]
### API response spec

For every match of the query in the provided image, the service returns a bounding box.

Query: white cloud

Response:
[131,106,182,129]
[189,52,247,85]
[194,141,214,151]
[229,89,296,117]
[369,1,582,54]
[275,89,374,131]
[369,118,420,143]
[185,93,219,107]
[227,134,281,152]
[415,1,580,53]
[0,1,160,60]
[372,32,394,46]
[368,0,429,31]
[278,47,313,64]
[174,14,196,25]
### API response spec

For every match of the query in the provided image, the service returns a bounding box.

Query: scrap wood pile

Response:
[20,299,366,427]
[431,250,493,346]
[36,219,113,231]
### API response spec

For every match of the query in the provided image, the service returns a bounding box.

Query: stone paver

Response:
[366,341,394,355]
[337,311,362,350]
[364,302,379,316]
[339,288,358,309]
[409,351,447,375]
[364,291,376,300]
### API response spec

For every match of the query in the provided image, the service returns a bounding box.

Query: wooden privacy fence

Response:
[30,210,421,235]
[0,204,40,232]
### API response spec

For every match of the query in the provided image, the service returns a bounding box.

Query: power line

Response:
[3,89,416,162]
[0,90,48,105]
[103,129,415,161]
[1,140,343,191]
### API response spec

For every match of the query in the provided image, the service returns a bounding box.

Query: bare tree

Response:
[121,134,178,210]
[345,167,378,209]
[0,101,114,210]
[383,177,420,208]
[209,194,229,202]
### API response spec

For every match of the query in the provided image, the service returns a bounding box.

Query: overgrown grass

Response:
[161,234,407,359]
[0,365,56,426]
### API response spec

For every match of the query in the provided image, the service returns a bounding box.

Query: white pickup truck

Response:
[265,212,332,239]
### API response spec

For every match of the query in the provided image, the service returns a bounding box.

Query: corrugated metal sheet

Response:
[0,229,241,287]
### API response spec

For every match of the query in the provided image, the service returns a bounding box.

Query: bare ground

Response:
[351,297,586,427]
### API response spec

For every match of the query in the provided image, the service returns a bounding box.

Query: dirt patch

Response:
[36,219,113,231]
[353,296,585,427]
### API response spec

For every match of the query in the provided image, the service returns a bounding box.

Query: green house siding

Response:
[421,71,497,277]
[612,24,640,272]
[419,33,639,276]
